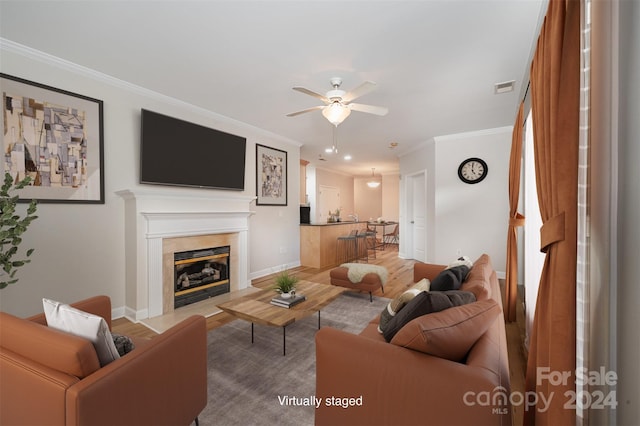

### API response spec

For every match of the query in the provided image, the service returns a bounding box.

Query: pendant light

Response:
[367,168,380,188]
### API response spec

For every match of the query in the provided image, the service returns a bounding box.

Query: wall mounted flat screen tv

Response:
[140,109,246,191]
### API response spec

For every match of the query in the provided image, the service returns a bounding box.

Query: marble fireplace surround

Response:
[117,189,254,320]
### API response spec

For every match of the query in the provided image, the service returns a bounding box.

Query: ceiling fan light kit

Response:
[322,102,351,126]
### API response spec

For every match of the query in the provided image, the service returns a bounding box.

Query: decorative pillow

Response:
[447,255,473,270]
[382,290,476,342]
[460,278,491,301]
[378,278,430,333]
[460,255,494,300]
[43,298,120,366]
[466,254,492,283]
[112,333,135,356]
[429,257,473,292]
[390,299,501,361]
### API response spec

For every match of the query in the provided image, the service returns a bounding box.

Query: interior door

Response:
[407,172,427,262]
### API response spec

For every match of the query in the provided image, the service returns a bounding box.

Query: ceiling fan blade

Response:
[286,105,324,117]
[292,87,329,103]
[348,103,389,116]
[342,81,377,103]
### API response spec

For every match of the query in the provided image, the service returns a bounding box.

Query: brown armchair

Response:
[0,295,207,426]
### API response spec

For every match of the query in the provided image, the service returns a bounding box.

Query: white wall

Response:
[588,2,640,424]
[399,141,435,261]
[309,167,354,224]
[381,173,400,223]
[354,177,382,222]
[399,127,511,272]
[615,0,640,423]
[432,127,511,270]
[0,43,301,317]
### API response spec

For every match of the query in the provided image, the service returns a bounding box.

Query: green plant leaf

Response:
[0,172,38,289]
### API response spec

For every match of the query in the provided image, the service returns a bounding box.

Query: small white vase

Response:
[280,292,292,299]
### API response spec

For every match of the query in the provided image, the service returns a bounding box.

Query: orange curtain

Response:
[524,0,580,424]
[505,101,525,322]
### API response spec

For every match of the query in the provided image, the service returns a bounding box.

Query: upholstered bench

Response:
[330,263,388,302]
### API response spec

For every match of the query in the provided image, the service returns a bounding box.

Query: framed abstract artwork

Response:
[0,73,104,203]
[256,143,287,206]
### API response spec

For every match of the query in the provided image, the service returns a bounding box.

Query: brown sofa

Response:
[0,295,207,426]
[315,254,511,426]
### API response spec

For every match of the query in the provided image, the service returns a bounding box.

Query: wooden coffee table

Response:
[217,280,344,355]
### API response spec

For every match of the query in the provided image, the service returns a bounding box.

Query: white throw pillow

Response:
[43,298,120,367]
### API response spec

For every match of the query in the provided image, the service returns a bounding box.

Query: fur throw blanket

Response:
[340,263,388,284]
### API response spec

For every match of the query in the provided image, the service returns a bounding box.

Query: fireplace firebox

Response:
[174,246,230,308]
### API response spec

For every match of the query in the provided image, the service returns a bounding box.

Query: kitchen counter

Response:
[300,221,369,268]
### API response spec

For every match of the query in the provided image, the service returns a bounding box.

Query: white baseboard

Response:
[111,306,126,320]
[250,261,301,281]
[119,305,148,322]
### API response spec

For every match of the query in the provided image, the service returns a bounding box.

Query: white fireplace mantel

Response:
[142,211,252,238]
[117,189,255,320]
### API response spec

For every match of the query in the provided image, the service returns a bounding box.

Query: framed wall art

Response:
[0,73,104,203]
[256,143,287,206]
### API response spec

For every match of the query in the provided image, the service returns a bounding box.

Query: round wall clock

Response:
[457,157,488,184]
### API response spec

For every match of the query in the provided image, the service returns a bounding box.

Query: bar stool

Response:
[336,230,358,264]
[356,230,370,262]
[384,224,399,245]
[365,225,378,259]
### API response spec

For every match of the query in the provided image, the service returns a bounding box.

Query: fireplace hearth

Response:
[174,245,230,308]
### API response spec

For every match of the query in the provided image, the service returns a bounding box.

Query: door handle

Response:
[410,221,415,224]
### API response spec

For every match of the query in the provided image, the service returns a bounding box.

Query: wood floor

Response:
[112,245,527,425]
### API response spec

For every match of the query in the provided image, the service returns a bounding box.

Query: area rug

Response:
[197,291,389,426]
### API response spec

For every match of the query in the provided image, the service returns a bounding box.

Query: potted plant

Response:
[273,269,299,299]
[0,173,38,289]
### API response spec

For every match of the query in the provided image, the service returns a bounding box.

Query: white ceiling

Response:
[0,0,545,177]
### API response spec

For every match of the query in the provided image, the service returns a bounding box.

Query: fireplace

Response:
[117,188,253,320]
[174,246,230,308]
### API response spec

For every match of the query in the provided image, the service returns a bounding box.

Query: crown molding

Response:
[0,38,302,147]
[433,126,513,142]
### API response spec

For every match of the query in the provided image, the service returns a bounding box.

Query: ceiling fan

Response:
[286,77,389,126]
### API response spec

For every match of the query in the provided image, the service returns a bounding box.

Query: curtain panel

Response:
[524,0,580,424]
[505,102,525,322]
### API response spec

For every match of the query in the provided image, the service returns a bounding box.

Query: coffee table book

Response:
[271,294,306,308]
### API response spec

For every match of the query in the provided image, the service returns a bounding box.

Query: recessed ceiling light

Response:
[343,155,352,160]
[388,142,399,149]
[494,80,516,94]
[325,148,334,153]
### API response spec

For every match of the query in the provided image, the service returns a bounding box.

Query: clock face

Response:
[458,158,488,184]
